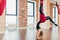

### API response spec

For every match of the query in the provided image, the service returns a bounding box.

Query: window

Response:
[6,0,17,27]
[53,7,56,18]
[6,0,17,15]
[28,1,35,24]
[28,2,34,16]
[53,6,58,24]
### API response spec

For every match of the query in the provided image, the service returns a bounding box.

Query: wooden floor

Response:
[0,26,60,40]
[0,33,4,40]
[20,26,60,40]
[41,26,58,40]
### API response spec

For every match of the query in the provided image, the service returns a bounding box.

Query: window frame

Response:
[5,0,17,16]
[53,6,58,24]
[5,0,18,27]
[28,1,35,24]
[28,1,35,17]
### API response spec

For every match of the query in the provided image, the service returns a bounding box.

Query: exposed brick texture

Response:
[19,0,27,27]
[58,15,60,27]
[36,0,40,22]
[50,3,53,27]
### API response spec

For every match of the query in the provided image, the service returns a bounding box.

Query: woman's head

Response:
[36,30,43,40]
[39,31,43,36]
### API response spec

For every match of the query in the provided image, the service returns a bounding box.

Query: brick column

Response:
[19,0,27,40]
[19,0,27,28]
[58,15,60,27]
[58,6,60,28]
[50,3,53,27]
[46,0,51,28]
[36,0,40,22]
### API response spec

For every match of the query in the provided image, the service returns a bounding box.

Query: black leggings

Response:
[46,16,56,24]
[36,4,58,30]
[36,21,41,30]
[36,16,56,30]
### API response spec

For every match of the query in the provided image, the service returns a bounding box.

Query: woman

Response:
[36,2,58,30]
[36,2,58,40]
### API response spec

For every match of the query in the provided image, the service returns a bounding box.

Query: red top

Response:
[40,0,46,23]
[0,0,6,16]
[40,14,46,23]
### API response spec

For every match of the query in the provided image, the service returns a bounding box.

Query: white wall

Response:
[0,10,5,33]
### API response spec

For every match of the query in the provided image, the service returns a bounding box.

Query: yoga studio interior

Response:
[0,0,60,40]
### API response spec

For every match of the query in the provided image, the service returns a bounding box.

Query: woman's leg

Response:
[39,4,44,14]
[36,21,41,30]
[46,16,58,26]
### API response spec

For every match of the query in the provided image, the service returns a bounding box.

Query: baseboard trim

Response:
[19,26,35,30]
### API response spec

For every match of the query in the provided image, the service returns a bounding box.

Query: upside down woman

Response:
[36,1,58,40]
[36,1,58,30]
